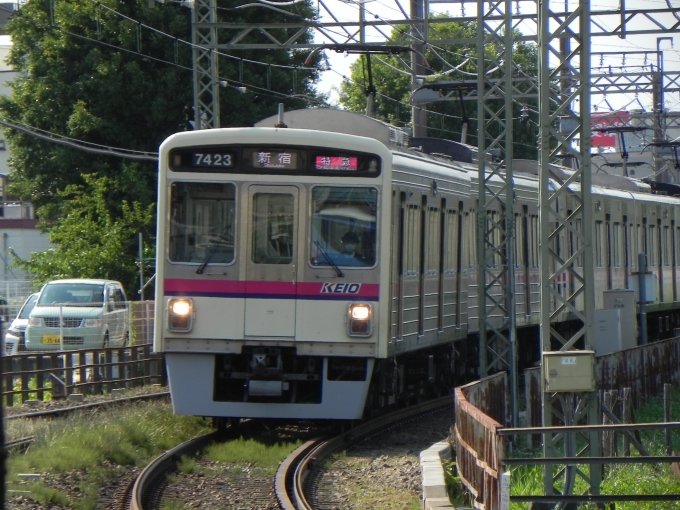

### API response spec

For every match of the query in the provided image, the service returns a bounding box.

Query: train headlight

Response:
[348,303,372,337]
[168,298,194,332]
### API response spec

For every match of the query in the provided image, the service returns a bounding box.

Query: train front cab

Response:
[155,129,393,420]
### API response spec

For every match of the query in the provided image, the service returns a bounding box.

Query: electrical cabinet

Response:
[603,289,637,350]
[543,351,595,392]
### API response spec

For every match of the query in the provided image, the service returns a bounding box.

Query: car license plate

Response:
[42,335,61,345]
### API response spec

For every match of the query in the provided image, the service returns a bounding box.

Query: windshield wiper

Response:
[196,246,215,274]
[315,241,344,277]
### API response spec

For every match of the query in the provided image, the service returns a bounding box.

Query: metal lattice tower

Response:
[538,0,601,497]
[192,0,220,129]
[475,0,519,428]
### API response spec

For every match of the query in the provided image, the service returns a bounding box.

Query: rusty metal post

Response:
[622,387,631,457]
[610,389,619,456]
[603,391,613,458]
[665,383,672,455]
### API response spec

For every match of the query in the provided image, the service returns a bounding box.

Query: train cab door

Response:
[244,185,300,337]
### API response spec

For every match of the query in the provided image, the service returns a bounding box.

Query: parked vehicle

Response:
[3,293,38,355]
[25,279,130,351]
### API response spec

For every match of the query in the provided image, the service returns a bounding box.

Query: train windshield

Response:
[310,187,377,268]
[168,182,236,264]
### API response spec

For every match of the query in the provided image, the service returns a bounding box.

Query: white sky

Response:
[313,0,680,110]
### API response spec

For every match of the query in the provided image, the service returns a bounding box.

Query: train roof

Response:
[255,108,412,148]
[255,108,666,197]
[513,159,652,194]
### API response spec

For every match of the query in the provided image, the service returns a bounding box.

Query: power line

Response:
[0,118,159,161]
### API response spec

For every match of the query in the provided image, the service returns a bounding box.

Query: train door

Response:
[244,185,300,337]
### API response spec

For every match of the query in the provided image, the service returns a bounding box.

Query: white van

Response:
[25,279,130,351]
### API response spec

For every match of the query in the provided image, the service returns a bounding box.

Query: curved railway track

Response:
[280,395,453,509]
[125,395,453,510]
[128,431,221,510]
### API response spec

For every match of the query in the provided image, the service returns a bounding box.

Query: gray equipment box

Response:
[603,289,637,350]
[543,351,596,392]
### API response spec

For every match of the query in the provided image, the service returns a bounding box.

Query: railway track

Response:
[125,395,454,509]
[4,391,170,420]
[128,431,221,510]
[279,395,453,509]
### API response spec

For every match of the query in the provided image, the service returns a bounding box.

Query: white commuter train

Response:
[154,108,680,421]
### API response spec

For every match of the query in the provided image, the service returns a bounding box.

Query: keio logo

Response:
[320,283,362,294]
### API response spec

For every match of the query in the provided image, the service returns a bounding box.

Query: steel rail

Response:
[5,392,170,421]
[280,395,453,510]
[129,431,220,510]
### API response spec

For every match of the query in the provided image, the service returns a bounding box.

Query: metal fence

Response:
[456,337,680,509]
[2,344,166,407]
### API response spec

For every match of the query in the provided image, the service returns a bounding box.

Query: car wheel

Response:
[102,332,109,349]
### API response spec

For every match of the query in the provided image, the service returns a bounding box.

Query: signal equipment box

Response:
[603,289,637,350]
[543,351,596,392]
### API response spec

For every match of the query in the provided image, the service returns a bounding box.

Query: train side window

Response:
[466,211,475,269]
[573,220,583,267]
[514,213,523,267]
[613,223,621,268]
[595,221,604,267]
[168,182,236,264]
[663,226,671,266]
[637,223,644,263]
[530,214,539,268]
[648,224,657,266]
[406,204,421,274]
[623,220,630,269]
[444,209,458,273]
[426,207,440,274]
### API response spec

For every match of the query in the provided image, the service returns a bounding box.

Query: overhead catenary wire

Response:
[0,118,159,161]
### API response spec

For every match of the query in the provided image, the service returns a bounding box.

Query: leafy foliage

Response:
[10,175,155,295]
[0,0,324,296]
[338,18,540,160]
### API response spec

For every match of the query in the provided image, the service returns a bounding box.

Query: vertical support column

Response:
[192,0,220,129]
[538,0,600,497]
[411,0,427,137]
[476,0,518,428]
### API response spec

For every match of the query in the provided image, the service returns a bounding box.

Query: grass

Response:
[5,399,213,509]
[502,388,680,509]
[11,376,54,405]
[202,436,303,475]
[158,432,305,509]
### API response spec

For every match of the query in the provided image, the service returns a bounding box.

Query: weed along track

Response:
[129,421,321,509]
[131,396,454,510]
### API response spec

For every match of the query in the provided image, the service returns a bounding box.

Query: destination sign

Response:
[315,156,359,171]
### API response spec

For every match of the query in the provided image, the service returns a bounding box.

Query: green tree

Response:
[338,19,540,160]
[11,175,155,295]
[0,0,324,297]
